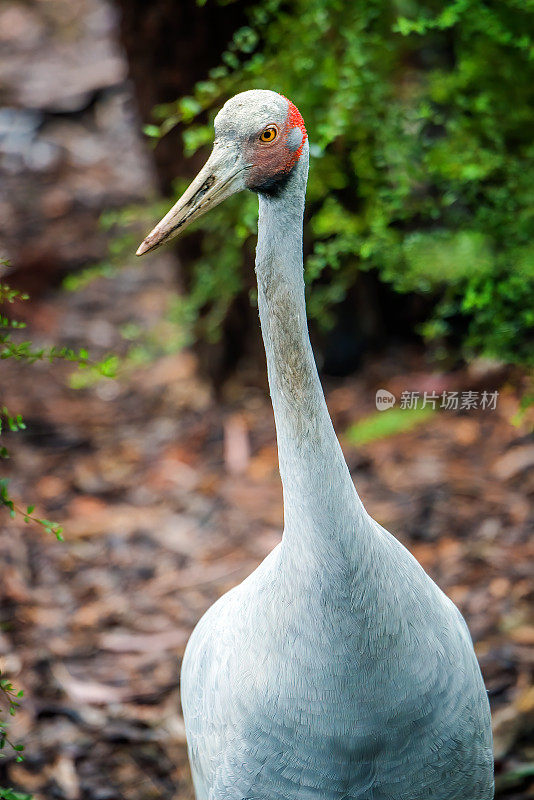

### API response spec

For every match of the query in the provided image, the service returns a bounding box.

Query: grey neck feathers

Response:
[255,145,371,570]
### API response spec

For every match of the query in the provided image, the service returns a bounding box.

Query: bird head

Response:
[136,90,307,256]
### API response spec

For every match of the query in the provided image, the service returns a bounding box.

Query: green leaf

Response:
[346,407,436,446]
[143,124,160,139]
[0,789,33,800]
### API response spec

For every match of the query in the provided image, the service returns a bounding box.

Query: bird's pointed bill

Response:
[136,145,249,256]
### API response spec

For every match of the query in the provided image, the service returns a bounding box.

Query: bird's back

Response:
[181,523,493,800]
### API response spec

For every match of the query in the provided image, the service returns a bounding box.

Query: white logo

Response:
[376,389,396,411]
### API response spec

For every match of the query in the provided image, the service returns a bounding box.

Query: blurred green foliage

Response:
[146,0,534,366]
[346,405,436,446]
[0,674,26,784]
[0,271,108,537]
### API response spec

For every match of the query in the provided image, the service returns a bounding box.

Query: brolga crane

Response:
[137,90,494,800]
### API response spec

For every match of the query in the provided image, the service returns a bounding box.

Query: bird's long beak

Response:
[136,144,249,256]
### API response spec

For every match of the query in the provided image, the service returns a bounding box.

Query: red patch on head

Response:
[244,96,308,192]
[281,96,307,167]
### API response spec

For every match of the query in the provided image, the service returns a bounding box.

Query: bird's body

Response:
[138,90,494,800]
[183,538,491,800]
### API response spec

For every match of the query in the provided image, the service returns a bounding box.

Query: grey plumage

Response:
[138,90,494,800]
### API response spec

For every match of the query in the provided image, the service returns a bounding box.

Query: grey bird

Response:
[137,90,494,800]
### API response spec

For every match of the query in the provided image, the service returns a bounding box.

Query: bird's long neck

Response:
[255,151,371,571]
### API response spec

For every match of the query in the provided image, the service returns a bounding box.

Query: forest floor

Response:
[0,256,533,800]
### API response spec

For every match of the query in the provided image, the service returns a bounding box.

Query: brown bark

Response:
[115,0,249,192]
[116,0,262,389]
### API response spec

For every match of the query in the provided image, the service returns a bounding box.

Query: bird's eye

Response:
[260,126,278,143]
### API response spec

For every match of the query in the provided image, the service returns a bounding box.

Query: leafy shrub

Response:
[144,0,534,367]
[0,263,120,796]
[0,276,110,537]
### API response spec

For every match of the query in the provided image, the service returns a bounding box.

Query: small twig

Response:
[0,480,63,541]
[0,675,25,763]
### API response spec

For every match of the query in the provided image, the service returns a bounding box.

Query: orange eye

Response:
[259,126,278,143]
